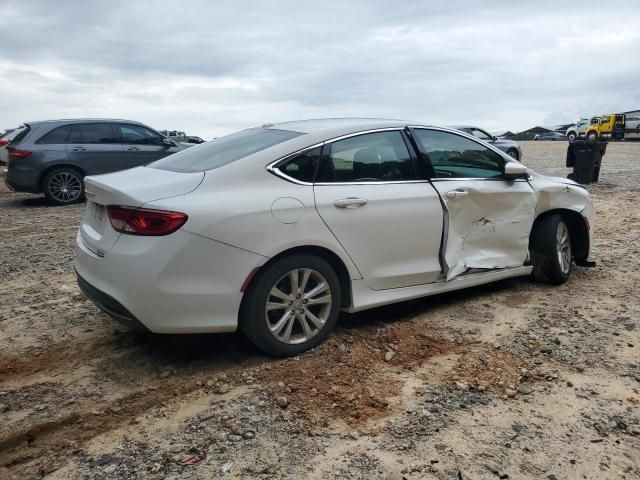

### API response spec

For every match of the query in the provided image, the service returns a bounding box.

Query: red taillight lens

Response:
[0,139,10,147]
[8,148,31,159]
[107,206,188,236]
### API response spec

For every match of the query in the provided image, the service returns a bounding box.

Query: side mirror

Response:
[504,162,528,178]
[162,137,174,148]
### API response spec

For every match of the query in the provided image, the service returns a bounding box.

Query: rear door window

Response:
[150,128,304,173]
[318,131,417,183]
[70,124,118,144]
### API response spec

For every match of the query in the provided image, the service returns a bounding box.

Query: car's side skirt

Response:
[346,266,533,313]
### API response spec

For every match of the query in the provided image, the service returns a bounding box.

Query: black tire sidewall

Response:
[531,213,571,284]
[240,254,342,356]
[43,168,85,205]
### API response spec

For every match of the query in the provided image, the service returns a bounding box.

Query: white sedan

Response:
[75,119,594,356]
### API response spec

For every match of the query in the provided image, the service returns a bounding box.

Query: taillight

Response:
[0,140,10,147]
[107,206,188,236]
[8,148,31,159]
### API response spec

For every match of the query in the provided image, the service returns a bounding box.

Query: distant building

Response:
[512,126,553,141]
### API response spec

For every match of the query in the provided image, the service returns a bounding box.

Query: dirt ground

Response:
[0,141,639,480]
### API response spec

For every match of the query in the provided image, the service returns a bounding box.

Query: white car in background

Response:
[0,126,27,165]
[75,119,594,356]
[566,118,590,141]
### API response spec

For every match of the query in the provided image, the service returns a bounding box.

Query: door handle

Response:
[333,197,368,208]
[446,189,469,199]
[72,147,86,152]
[127,146,140,151]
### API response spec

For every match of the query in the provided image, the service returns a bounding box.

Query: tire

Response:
[567,132,576,141]
[530,213,572,285]
[240,254,341,356]
[506,149,519,160]
[587,131,598,142]
[42,168,85,205]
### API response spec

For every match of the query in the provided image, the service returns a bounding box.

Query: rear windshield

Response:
[150,128,304,173]
[4,125,29,144]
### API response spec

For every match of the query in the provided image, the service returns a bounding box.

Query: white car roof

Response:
[265,118,424,136]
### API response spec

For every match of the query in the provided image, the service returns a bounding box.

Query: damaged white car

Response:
[75,119,594,356]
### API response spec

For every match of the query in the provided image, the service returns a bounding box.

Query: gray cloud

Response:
[1,0,639,137]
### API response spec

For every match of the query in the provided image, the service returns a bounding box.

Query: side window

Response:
[413,129,504,179]
[36,125,73,144]
[470,128,492,141]
[117,124,164,146]
[278,147,321,183]
[70,123,118,144]
[320,131,416,183]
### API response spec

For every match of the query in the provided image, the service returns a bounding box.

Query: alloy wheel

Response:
[265,268,332,345]
[49,172,82,203]
[556,221,571,274]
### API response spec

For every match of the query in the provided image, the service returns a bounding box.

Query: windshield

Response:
[150,128,304,173]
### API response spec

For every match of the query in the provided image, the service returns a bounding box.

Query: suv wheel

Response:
[43,168,85,205]
[530,213,572,284]
[240,254,341,356]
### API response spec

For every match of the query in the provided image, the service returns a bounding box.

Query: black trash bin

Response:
[566,140,607,184]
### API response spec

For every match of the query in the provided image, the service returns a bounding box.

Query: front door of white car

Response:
[313,130,444,290]
[411,128,537,280]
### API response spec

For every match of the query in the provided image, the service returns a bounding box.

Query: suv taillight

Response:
[0,140,10,147]
[8,148,31,159]
[107,206,188,236]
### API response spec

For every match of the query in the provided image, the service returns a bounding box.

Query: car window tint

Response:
[72,124,118,144]
[117,124,164,146]
[36,125,73,144]
[320,131,416,183]
[413,129,504,179]
[150,128,304,173]
[278,147,321,182]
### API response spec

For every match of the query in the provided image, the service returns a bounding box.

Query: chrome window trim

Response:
[266,127,419,186]
[266,142,324,186]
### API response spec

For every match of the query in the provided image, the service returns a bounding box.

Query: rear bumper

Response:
[74,229,268,333]
[76,272,150,331]
[4,166,40,193]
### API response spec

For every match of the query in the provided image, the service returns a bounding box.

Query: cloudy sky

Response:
[1,1,639,138]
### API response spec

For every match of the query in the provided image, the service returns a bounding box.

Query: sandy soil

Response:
[0,141,639,480]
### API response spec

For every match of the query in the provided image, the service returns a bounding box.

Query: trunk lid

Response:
[80,167,204,255]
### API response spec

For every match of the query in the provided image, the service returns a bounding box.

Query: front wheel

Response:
[567,132,577,141]
[42,168,85,205]
[530,213,572,284]
[240,254,341,356]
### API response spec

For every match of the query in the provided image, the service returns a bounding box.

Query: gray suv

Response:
[450,125,522,160]
[4,119,184,205]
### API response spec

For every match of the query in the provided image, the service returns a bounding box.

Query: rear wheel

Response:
[240,254,341,356]
[42,168,85,205]
[587,131,598,142]
[530,213,572,284]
